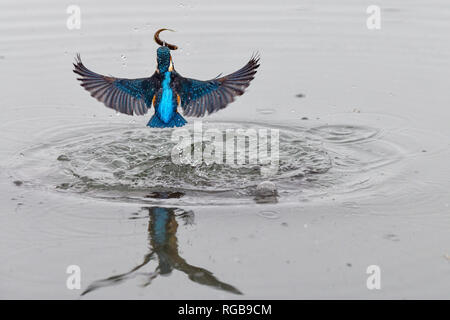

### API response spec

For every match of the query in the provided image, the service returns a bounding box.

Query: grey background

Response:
[1,0,450,298]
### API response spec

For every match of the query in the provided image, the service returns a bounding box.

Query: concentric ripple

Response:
[8,121,404,205]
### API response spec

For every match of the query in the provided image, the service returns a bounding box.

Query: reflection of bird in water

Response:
[81,207,241,296]
[73,28,259,128]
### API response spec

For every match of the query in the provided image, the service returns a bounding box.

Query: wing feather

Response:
[73,54,160,116]
[173,54,260,117]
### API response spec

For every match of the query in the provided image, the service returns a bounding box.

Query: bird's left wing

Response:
[172,54,260,117]
[73,54,160,115]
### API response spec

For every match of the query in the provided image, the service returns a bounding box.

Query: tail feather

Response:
[147,112,187,128]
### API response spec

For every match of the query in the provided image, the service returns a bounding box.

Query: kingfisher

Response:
[73,28,260,128]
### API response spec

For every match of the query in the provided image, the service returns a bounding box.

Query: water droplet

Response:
[256,108,275,115]
[57,154,70,161]
[255,181,277,197]
[257,211,279,219]
[120,55,127,68]
[384,234,400,242]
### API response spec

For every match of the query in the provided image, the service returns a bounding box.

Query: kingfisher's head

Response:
[154,28,177,73]
[156,46,172,73]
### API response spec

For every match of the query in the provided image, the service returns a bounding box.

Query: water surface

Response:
[1,0,450,299]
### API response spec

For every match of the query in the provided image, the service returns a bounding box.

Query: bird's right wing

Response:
[73,54,161,115]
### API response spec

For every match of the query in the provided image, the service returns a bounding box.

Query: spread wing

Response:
[173,54,260,117]
[73,54,161,115]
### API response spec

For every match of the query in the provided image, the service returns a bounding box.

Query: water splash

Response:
[8,121,403,205]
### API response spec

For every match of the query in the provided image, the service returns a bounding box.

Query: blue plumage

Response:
[73,29,259,128]
[156,47,171,73]
[147,112,186,128]
[159,72,173,123]
[148,67,187,128]
[151,71,178,126]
